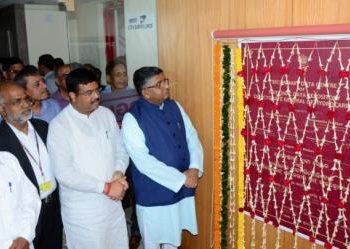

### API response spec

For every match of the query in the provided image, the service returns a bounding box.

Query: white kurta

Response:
[47,104,129,249]
[121,101,204,246]
[0,151,41,249]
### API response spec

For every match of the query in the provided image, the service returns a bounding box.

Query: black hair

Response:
[66,68,98,94]
[133,66,163,96]
[53,58,64,71]
[3,57,23,71]
[83,64,102,83]
[14,65,40,88]
[38,54,54,70]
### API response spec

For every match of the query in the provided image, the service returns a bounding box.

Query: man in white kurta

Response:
[121,67,204,249]
[0,151,41,249]
[47,68,129,249]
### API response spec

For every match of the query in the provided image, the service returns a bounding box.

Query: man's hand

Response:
[111,170,124,181]
[184,168,199,188]
[106,177,129,200]
[9,237,29,249]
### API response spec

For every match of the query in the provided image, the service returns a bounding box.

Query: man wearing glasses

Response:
[47,68,130,249]
[121,67,204,249]
[0,82,62,249]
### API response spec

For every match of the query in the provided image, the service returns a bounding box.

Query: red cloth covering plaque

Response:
[242,40,350,249]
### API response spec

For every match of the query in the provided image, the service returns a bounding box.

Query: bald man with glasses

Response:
[0,82,62,249]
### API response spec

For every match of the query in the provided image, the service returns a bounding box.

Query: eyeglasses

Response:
[143,78,170,89]
[2,96,33,107]
[77,87,101,97]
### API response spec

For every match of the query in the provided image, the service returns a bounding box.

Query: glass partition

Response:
[65,0,158,87]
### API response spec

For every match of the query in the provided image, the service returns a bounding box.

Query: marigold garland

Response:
[213,43,245,249]
[213,42,222,249]
[235,47,245,249]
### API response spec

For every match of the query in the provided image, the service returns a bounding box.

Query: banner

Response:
[100,88,139,127]
[243,40,350,249]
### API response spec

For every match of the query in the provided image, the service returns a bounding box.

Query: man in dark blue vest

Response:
[121,66,204,249]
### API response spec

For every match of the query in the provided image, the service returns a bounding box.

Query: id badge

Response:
[39,181,54,192]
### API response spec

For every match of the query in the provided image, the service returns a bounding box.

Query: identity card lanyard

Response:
[21,131,45,180]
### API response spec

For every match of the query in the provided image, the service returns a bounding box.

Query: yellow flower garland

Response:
[235,47,245,249]
[213,43,245,249]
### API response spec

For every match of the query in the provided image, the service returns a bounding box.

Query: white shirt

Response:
[0,151,41,249]
[47,104,129,249]
[9,121,56,199]
[121,101,204,246]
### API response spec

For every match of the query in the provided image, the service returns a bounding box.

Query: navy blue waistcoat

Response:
[129,98,195,206]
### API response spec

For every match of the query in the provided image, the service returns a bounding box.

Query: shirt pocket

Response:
[1,178,18,220]
[100,128,114,152]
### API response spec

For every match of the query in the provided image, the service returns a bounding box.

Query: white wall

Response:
[124,0,158,87]
[62,0,159,87]
[66,0,107,83]
[25,4,69,65]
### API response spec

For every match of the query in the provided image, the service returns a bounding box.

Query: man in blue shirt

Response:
[122,66,204,249]
[15,66,60,122]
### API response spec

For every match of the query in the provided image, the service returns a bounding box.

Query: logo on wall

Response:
[128,14,153,30]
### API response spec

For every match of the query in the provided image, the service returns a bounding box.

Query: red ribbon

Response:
[271,103,279,111]
[318,69,326,77]
[322,197,328,204]
[258,100,265,108]
[264,138,272,146]
[337,201,345,209]
[307,106,315,113]
[324,242,332,249]
[279,66,288,74]
[335,152,343,161]
[296,68,305,77]
[314,147,323,155]
[277,140,284,148]
[261,66,272,74]
[339,70,349,78]
[288,104,295,112]
[295,144,302,152]
[327,110,335,120]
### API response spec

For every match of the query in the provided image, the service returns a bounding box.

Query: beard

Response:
[7,109,33,125]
